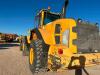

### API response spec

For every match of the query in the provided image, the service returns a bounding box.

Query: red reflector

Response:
[58,49,63,54]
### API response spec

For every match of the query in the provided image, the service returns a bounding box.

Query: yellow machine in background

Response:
[20,0,100,74]
[20,32,30,56]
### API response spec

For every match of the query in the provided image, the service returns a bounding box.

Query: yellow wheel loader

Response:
[28,0,100,74]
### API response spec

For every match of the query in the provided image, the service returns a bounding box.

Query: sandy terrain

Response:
[0,43,100,75]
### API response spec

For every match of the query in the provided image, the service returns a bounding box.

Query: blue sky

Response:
[0,0,100,35]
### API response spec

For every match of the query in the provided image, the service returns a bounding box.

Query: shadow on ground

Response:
[68,56,89,75]
[0,43,19,50]
[0,48,9,50]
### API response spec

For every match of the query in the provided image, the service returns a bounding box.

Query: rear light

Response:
[58,49,63,54]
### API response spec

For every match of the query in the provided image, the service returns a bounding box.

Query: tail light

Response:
[58,49,63,54]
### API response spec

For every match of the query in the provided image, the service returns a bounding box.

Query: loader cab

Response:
[35,0,69,27]
[36,9,61,27]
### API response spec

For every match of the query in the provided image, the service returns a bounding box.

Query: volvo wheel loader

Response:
[26,0,100,74]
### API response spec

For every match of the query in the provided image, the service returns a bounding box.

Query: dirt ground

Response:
[0,43,100,75]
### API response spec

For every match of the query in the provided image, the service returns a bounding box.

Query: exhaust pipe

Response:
[62,0,69,18]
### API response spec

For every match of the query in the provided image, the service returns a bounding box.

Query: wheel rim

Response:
[29,48,34,65]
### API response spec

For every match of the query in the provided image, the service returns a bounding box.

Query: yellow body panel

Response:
[39,19,77,53]
[38,18,79,70]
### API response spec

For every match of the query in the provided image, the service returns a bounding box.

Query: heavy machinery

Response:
[20,35,30,56]
[23,0,100,74]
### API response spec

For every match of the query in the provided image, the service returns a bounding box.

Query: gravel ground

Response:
[0,43,100,75]
[0,43,32,75]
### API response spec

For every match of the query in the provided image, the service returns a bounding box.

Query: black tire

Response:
[29,39,43,73]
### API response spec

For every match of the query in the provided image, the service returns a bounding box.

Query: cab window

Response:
[44,12,61,25]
